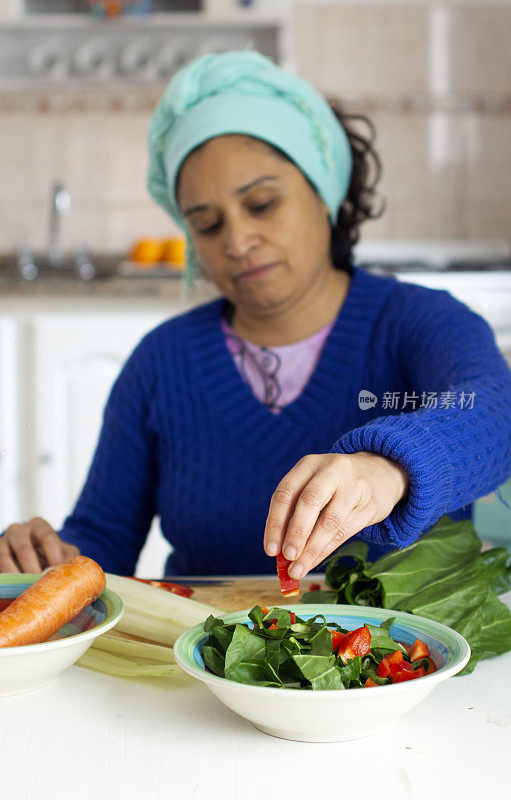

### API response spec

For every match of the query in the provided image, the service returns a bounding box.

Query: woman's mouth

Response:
[235,263,279,283]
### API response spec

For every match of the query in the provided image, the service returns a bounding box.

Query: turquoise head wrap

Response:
[147,50,353,287]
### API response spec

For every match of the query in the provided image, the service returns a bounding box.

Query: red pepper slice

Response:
[329,629,348,653]
[377,657,392,678]
[276,553,300,597]
[409,638,430,662]
[309,582,321,592]
[337,625,371,661]
[128,577,194,598]
[387,649,405,665]
[391,664,425,683]
[0,599,13,612]
[365,678,379,687]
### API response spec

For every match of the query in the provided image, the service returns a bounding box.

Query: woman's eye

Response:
[196,221,221,235]
[249,200,275,214]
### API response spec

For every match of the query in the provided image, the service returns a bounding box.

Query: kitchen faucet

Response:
[48,181,71,265]
[17,181,95,280]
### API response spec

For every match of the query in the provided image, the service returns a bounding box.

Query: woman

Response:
[1,51,510,578]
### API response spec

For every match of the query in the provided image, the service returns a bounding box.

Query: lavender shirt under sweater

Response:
[221,317,334,414]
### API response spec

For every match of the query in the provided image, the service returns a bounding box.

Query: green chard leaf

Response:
[369,517,481,605]
[227,659,283,687]
[202,645,225,677]
[480,548,511,595]
[364,622,406,654]
[308,625,334,656]
[224,625,267,677]
[263,607,296,627]
[248,606,265,628]
[292,654,346,690]
[455,590,511,674]
[337,656,363,687]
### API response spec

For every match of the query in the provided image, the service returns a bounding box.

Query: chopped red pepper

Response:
[0,599,13,612]
[128,577,194,598]
[309,582,321,592]
[377,657,392,679]
[365,678,379,687]
[337,625,371,662]
[409,638,430,662]
[276,552,300,597]
[379,657,428,684]
[391,663,425,683]
[329,628,348,653]
[330,632,342,651]
[387,649,405,665]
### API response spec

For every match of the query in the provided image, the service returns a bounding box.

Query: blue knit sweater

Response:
[60,266,511,576]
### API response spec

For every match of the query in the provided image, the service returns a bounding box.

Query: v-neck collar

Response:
[183,266,395,460]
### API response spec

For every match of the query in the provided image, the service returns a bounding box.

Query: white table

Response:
[2,594,510,800]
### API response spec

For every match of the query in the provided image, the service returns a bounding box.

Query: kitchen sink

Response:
[0,252,125,283]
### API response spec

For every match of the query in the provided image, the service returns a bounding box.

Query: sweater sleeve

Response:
[58,335,159,575]
[331,287,511,548]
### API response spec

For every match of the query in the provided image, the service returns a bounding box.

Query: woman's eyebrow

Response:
[236,175,279,194]
[182,175,279,217]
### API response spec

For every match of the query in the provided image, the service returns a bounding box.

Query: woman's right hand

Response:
[0,518,80,573]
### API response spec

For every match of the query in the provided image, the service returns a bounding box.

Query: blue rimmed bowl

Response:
[0,573,124,697]
[174,604,470,742]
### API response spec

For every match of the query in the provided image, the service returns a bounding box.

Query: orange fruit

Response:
[161,237,186,268]
[130,239,165,264]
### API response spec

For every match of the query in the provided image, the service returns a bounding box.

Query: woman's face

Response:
[176,135,335,319]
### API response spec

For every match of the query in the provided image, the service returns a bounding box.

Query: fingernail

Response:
[289,563,304,579]
[284,545,296,560]
[266,542,278,556]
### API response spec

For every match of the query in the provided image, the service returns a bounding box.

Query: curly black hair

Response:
[327,101,385,274]
[262,102,385,274]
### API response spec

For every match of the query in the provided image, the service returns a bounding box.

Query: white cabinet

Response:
[0,317,21,524]
[26,312,166,528]
[0,1,23,21]
[0,291,213,576]
[25,309,176,576]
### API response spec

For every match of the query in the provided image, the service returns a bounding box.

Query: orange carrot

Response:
[0,556,106,648]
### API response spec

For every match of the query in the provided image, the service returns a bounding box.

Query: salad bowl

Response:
[174,604,470,742]
[0,573,124,697]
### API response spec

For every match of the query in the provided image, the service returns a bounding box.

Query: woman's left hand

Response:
[263,452,409,579]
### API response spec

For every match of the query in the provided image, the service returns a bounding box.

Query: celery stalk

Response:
[91,633,177,663]
[105,573,224,646]
[77,648,183,678]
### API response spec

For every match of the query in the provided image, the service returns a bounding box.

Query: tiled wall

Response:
[0,1,510,253]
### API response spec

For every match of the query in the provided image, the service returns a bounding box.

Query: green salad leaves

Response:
[301,516,511,674]
[201,607,419,690]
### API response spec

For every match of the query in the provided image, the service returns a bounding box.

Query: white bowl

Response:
[174,604,470,742]
[0,573,124,697]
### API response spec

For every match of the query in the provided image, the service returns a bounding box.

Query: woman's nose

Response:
[224,218,259,259]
